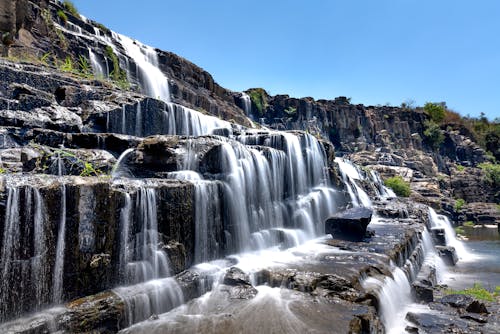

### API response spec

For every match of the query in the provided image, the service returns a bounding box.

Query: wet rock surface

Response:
[325,207,373,241]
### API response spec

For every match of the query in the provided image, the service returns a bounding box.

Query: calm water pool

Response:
[446,226,500,291]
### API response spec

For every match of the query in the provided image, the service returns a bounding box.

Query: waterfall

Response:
[335,157,372,207]
[113,185,183,326]
[240,93,251,115]
[88,47,104,77]
[363,266,413,334]
[428,207,470,260]
[113,33,171,102]
[32,188,48,309]
[52,185,67,303]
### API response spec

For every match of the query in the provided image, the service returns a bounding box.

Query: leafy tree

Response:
[424,102,446,123]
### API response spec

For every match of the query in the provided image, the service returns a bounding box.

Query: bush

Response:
[384,176,411,197]
[284,106,297,115]
[463,221,475,227]
[423,120,444,150]
[248,88,268,116]
[454,198,465,211]
[57,10,68,24]
[456,164,465,172]
[62,0,79,17]
[424,102,446,123]
[478,163,500,187]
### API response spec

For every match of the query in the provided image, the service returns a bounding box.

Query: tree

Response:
[424,102,446,123]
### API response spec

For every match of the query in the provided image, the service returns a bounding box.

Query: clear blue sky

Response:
[73,0,500,119]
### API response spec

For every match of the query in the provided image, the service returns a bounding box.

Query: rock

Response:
[223,267,252,286]
[413,282,434,303]
[440,294,474,308]
[466,300,489,314]
[162,240,186,274]
[435,246,458,265]
[221,267,257,300]
[406,311,469,333]
[460,313,488,323]
[431,228,446,246]
[325,207,373,241]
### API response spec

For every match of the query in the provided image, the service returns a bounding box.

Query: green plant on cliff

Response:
[62,0,79,17]
[384,176,411,197]
[423,120,444,150]
[105,46,130,89]
[59,56,74,72]
[284,106,297,115]
[77,55,92,78]
[248,88,268,116]
[424,102,446,123]
[454,198,465,211]
[478,162,500,187]
[57,10,68,24]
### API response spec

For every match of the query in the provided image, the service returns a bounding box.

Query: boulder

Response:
[431,228,446,246]
[221,267,257,300]
[325,207,373,241]
[440,294,474,309]
[435,246,458,265]
[413,282,434,303]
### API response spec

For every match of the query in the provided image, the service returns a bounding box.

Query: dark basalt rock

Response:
[413,282,434,303]
[325,207,373,241]
[223,267,252,287]
[435,246,458,265]
[440,294,474,309]
[431,228,446,246]
[406,311,470,333]
[466,300,489,314]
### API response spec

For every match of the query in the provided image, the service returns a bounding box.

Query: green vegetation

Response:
[248,88,268,116]
[423,120,445,150]
[424,102,446,123]
[446,283,496,302]
[463,221,475,227]
[57,10,68,24]
[48,148,103,177]
[478,162,500,187]
[59,56,73,72]
[454,198,465,211]
[80,161,102,177]
[384,176,411,197]
[456,164,465,172]
[94,22,110,35]
[0,167,6,174]
[62,0,79,17]
[77,55,92,78]
[105,46,130,90]
[284,106,297,115]
[455,226,465,235]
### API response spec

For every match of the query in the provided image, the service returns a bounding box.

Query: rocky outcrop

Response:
[324,207,373,241]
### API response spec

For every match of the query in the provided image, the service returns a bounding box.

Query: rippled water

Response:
[446,226,500,290]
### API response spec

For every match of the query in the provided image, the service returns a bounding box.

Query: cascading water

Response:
[362,266,413,334]
[52,185,67,304]
[335,157,372,207]
[240,93,251,115]
[428,207,470,260]
[113,33,171,102]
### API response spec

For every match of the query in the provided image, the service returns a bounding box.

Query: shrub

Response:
[455,226,465,235]
[424,102,446,123]
[284,106,297,115]
[62,0,79,17]
[384,176,411,197]
[248,88,268,116]
[423,120,444,150]
[454,198,465,211]
[478,163,500,187]
[59,56,73,72]
[463,221,475,227]
[456,164,465,172]
[57,10,68,24]
[105,46,129,89]
[446,283,494,302]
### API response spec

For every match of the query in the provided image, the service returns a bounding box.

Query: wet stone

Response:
[325,207,373,241]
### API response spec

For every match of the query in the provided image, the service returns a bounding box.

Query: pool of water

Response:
[446,225,500,291]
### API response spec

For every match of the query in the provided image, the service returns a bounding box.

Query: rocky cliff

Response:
[0,1,498,333]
